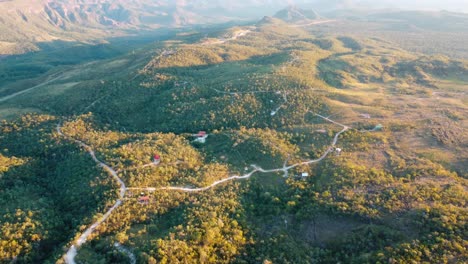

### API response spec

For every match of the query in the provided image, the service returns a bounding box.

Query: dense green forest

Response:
[0,15,467,264]
[0,115,116,262]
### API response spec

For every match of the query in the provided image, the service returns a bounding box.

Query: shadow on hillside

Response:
[0,28,180,90]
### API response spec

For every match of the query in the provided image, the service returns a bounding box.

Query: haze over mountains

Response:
[1,0,468,55]
[0,0,303,54]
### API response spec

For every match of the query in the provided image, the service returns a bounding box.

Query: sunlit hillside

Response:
[0,3,467,264]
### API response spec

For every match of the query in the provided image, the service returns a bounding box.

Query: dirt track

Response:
[0,74,63,103]
[59,113,349,263]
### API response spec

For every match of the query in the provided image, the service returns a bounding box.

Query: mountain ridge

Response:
[2,1,468,55]
[274,5,320,22]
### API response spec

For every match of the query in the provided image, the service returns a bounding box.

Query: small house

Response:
[153,154,161,165]
[360,113,371,119]
[138,196,150,204]
[194,131,208,143]
[336,148,342,155]
[196,131,207,137]
[301,173,309,178]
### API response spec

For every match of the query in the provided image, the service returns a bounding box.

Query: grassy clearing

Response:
[0,107,42,120]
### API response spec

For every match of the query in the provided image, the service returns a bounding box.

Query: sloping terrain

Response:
[0,0,319,55]
[367,10,468,32]
[0,0,203,54]
[314,10,468,59]
[274,5,319,22]
[0,12,467,264]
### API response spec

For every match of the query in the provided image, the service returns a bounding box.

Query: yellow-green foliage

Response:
[62,114,231,188]
[1,115,117,263]
[318,36,468,88]
[147,47,225,68]
[153,188,246,264]
[0,154,25,173]
[230,127,299,167]
[1,17,467,264]
[276,49,331,87]
[0,210,44,261]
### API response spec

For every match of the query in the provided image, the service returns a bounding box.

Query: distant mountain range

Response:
[0,0,316,54]
[1,0,467,55]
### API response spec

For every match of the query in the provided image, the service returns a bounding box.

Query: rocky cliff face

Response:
[0,0,320,54]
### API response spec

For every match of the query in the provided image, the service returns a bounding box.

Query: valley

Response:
[0,4,467,264]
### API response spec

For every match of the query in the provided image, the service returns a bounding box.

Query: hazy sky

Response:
[361,0,468,12]
[291,0,468,13]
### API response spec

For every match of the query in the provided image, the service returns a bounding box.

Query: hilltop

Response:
[274,5,320,22]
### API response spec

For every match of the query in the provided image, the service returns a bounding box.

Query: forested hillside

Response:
[0,13,467,264]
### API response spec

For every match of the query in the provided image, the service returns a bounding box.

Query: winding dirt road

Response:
[56,124,126,264]
[58,113,349,263]
[129,114,349,193]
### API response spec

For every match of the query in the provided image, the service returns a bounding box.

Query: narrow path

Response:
[129,114,349,193]
[82,95,107,112]
[292,20,337,28]
[271,92,288,116]
[315,113,350,131]
[58,113,348,263]
[0,73,63,103]
[56,124,127,264]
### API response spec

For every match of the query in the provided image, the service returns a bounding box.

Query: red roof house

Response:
[196,131,207,137]
[153,154,161,165]
[138,196,150,203]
